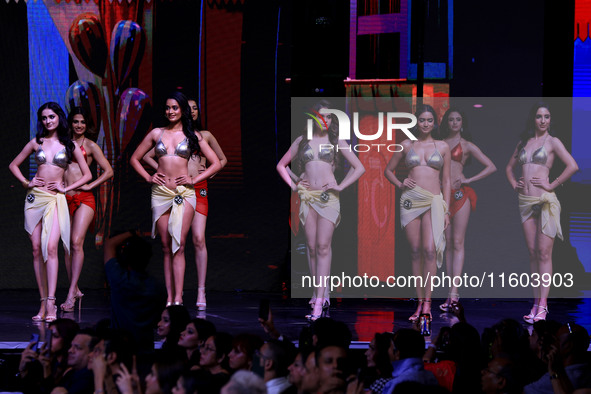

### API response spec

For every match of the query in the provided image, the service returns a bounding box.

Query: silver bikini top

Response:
[518,136,548,167]
[405,142,444,170]
[35,146,68,169]
[300,143,335,165]
[154,130,192,160]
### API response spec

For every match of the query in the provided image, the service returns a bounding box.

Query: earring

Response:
[460,127,463,133]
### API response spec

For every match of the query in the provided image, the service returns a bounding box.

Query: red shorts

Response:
[449,185,477,218]
[194,180,208,217]
[66,191,96,216]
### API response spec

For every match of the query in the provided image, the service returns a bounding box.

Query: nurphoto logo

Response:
[306,108,417,153]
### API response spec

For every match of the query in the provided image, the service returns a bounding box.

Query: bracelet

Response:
[549,372,560,380]
[22,179,30,188]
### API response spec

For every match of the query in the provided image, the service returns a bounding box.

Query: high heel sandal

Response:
[196,287,207,311]
[439,292,459,312]
[533,306,549,323]
[61,297,77,312]
[306,298,326,321]
[409,299,423,322]
[45,297,57,323]
[523,304,539,324]
[32,298,46,322]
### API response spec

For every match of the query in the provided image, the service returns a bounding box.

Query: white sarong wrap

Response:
[297,185,341,227]
[151,185,197,253]
[518,192,563,241]
[24,187,70,262]
[400,185,448,268]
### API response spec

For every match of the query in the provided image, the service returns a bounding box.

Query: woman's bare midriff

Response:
[303,161,336,190]
[408,166,441,195]
[157,156,191,190]
[35,165,65,195]
[520,164,550,197]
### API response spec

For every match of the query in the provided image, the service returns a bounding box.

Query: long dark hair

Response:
[67,106,97,139]
[166,91,201,156]
[187,97,203,131]
[296,99,340,174]
[36,102,74,161]
[163,305,190,348]
[440,107,472,142]
[49,318,80,381]
[413,104,440,140]
[517,102,553,154]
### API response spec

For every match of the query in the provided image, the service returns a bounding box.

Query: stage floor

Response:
[1,289,590,348]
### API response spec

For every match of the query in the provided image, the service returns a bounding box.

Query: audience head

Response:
[392,328,425,360]
[316,345,349,393]
[301,350,321,393]
[158,305,191,345]
[556,323,590,361]
[68,328,98,371]
[365,332,395,377]
[200,332,233,372]
[228,333,264,371]
[146,357,185,394]
[481,357,523,394]
[117,234,152,272]
[220,370,267,394]
[48,318,79,357]
[179,318,217,352]
[310,317,352,349]
[257,339,295,381]
[287,351,309,389]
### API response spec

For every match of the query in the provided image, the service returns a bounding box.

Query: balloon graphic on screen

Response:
[110,20,145,92]
[69,13,108,77]
[116,88,151,153]
[65,80,102,134]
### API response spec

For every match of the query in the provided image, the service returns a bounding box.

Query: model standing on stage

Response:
[277,100,365,320]
[143,98,227,310]
[9,102,91,322]
[61,107,114,312]
[384,104,451,321]
[130,92,221,306]
[438,108,496,311]
[505,102,578,323]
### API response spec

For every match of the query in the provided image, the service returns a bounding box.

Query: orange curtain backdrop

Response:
[575,0,591,41]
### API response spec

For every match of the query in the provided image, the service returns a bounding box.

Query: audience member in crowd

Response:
[382,329,439,394]
[229,333,265,371]
[178,318,217,369]
[524,323,591,394]
[18,318,80,393]
[258,339,296,394]
[363,332,394,393]
[200,332,233,389]
[89,329,136,394]
[104,230,166,356]
[144,357,185,394]
[52,328,99,394]
[221,370,268,394]
[287,351,310,394]
[300,351,320,393]
[158,305,191,358]
[481,357,523,394]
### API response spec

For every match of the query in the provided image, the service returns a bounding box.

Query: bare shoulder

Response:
[549,135,565,149]
[400,139,413,149]
[436,140,450,152]
[199,130,212,140]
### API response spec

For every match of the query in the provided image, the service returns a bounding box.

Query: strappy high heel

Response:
[45,297,57,323]
[306,297,327,321]
[409,299,423,322]
[32,298,46,322]
[61,297,77,312]
[196,287,207,311]
[523,304,539,324]
[533,306,548,323]
[439,292,459,312]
